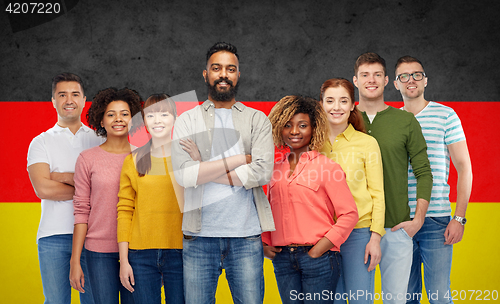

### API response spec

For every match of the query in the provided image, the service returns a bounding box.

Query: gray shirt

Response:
[171,100,275,234]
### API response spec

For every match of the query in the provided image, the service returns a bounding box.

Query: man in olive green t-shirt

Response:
[352,52,432,304]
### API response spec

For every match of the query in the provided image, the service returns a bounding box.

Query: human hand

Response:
[391,218,423,238]
[444,219,465,245]
[180,138,202,161]
[69,261,85,293]
[119,260,135,293]
[263,245,282,260]
[364,235,381,272]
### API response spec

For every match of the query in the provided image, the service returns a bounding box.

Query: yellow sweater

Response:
[321,124,386,237]
[117,154,183,249]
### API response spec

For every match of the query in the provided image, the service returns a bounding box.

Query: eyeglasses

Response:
[396,72,426,83]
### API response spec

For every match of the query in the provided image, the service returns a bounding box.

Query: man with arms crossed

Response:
[172,42,275,304]
[353,52,433,304]
[394,56,472,304]
[27,73,101,304]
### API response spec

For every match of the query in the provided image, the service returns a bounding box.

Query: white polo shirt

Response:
[27,123,103,241]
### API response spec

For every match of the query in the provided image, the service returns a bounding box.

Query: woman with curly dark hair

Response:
[262,95,358,304]
[117,94,184,304]
[70,87,141,304]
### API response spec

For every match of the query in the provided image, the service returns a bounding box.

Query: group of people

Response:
[27,41,472,304]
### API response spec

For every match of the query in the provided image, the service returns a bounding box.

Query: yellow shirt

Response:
[320,124,386,236]
[117,154,183,249]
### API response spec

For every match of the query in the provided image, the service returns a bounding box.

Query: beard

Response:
[206,77,240,102]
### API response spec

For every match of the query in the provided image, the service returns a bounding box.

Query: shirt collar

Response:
[340,124,356,142]
[53,123,91,133]
[276,150,320,164]
[202,99,245,112]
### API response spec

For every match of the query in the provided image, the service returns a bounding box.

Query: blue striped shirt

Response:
[405,102,465,217]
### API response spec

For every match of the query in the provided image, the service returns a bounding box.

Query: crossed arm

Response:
[27,163,75,201]
[179,138,251,186]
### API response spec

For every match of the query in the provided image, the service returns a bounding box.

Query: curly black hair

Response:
[87,87,142,137]
[268,95,329,151]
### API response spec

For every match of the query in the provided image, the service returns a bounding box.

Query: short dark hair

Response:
[87,87,142,137]
[354,52,386,76]
[52,72,85,97]
[206,42,239,63]
[395,56,425,76]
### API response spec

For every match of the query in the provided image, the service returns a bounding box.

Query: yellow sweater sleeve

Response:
[364,137,386,236]
[117,155,137,243]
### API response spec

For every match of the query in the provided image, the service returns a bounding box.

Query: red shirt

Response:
[262,150,358,251]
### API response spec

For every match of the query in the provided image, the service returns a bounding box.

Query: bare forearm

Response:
[308,237,334,258]
[50,172,75,186]
[413,198,429,223]
[70,224,88,264]
[196,154,246,185]
[35,180,75,201]
[454,166,472,217]
[118,242,130,263]
[212,170,243,186]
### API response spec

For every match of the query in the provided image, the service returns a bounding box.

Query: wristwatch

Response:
[453,215,467,225]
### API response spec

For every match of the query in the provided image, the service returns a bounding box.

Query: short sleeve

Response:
[444,110,466,145]
[27,134,48,168]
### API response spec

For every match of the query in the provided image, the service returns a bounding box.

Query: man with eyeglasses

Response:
[394,56,472,304]
[352,52,432,304]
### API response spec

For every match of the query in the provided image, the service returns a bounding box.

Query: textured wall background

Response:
[1,0,499,102]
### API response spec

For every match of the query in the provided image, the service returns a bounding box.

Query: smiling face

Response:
[52,81,86,124]
[282,113,312,154]
[203,50,240,103]
[353,63,389,101]
[144,110,175,141]
[322,86,355,129]
[394,62,427,101]
[100,100,131,138]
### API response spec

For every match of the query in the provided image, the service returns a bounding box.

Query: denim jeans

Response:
[128,248,184,304]
[272,246,340,304]
[334,228,375,304]
[379,228,413,304]
[85,249,134,304]
[183,235,264,304]
[406,216,453,304]
[38,234,94,304]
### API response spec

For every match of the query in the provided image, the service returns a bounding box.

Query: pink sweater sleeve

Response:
[73,153,91,224]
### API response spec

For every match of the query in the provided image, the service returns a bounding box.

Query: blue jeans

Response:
[334,228,375,304]
[406,216,453,304]
[128,249,184,304]
[38,234,94,304]
[379,228,413,304]
[183,235,264,304]
[272,246,340,304]
[85,250,134,304]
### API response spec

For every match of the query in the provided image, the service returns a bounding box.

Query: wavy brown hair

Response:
[268,95,328,151]
[132,94,177,177]
[87,87,142,137]
[320,78,366,133]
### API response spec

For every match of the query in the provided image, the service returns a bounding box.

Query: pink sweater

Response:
[73,146,129,253]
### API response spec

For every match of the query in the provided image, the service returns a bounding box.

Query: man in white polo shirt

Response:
[27,73,102,304]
